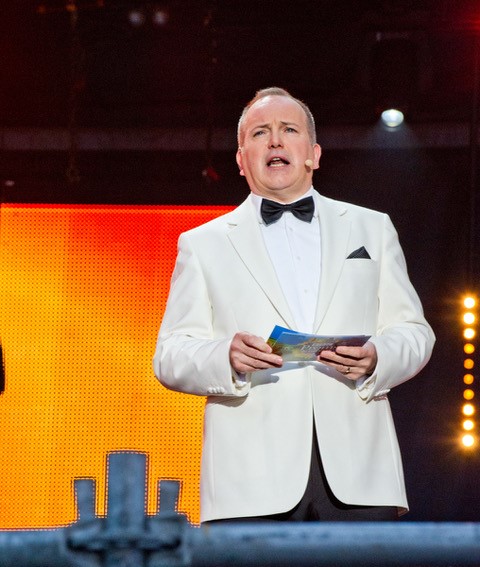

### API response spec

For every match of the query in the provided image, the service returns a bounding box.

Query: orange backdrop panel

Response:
[0,203,233,528]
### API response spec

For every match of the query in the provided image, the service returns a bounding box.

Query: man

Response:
[153,87,435,523]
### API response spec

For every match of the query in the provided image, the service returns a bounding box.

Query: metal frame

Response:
[1,451,479,567]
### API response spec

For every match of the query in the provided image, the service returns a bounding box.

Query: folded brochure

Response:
[267,325,371,362]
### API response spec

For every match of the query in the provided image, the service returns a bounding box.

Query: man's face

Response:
[236,95,321,202]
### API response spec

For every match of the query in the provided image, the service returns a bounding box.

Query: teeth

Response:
[268,157,287,166]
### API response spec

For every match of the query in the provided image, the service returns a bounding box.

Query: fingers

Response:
[318,343,377,381]
[230,332,283,374]
[229,334,377,377]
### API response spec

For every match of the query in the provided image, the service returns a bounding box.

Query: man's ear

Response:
[236,147,245,176]
[313,144,322,169]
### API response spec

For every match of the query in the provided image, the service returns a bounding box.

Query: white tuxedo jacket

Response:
[153,191,435,522]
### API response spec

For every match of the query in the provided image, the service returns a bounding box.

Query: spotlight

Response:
[380,108,404,128]
[152,6,169,26]
[128,8,146,27]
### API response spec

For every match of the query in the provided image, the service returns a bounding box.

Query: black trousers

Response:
[204,426,398,523]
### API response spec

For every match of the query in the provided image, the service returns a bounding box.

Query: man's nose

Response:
[269,130,283,147]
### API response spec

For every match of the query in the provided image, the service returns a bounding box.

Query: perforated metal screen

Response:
[0,203,232,528]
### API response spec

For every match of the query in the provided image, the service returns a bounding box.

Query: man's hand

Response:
[230,332,283,374]
[317,341,377,381]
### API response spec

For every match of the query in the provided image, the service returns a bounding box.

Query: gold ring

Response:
[345,367,351,374]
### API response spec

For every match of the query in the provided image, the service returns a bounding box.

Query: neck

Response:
[254,186,312,204]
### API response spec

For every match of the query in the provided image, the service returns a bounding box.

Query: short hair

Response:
[237,87,317,146]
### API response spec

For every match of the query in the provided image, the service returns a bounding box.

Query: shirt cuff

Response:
[232,371,249,389]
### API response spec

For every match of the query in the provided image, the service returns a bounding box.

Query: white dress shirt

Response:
[251,188,321,333]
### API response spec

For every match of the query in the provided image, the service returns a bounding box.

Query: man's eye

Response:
[253,130,265,137]
[285,127,297,133]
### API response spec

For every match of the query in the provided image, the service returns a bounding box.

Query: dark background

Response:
[1,0,480,521]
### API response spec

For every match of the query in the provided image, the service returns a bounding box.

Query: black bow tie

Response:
[260,196,315,225]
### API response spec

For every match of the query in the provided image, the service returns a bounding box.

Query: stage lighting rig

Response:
[127,3,169,28]
[461,295,477,450]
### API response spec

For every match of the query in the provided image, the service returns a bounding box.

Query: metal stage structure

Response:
[1,451,479,567]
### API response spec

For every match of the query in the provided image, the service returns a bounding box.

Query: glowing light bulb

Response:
[464,328,476,340]
[380,109,404,128]
[128,9,146,26]
[464,312,476,325]
[152,8,169,26]
[464,374,474,385]
[462,433,475,447]
[464,389,475,400]
[464,343,475,354]
[463,403,475,416]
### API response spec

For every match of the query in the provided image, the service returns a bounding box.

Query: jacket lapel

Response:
[226,197,297,329]
[313,195,351,332]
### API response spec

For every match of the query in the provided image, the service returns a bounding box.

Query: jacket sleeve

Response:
[356,214,435,402]
[153,232,250,397]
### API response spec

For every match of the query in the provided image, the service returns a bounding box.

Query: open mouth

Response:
[267,157,289,167]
